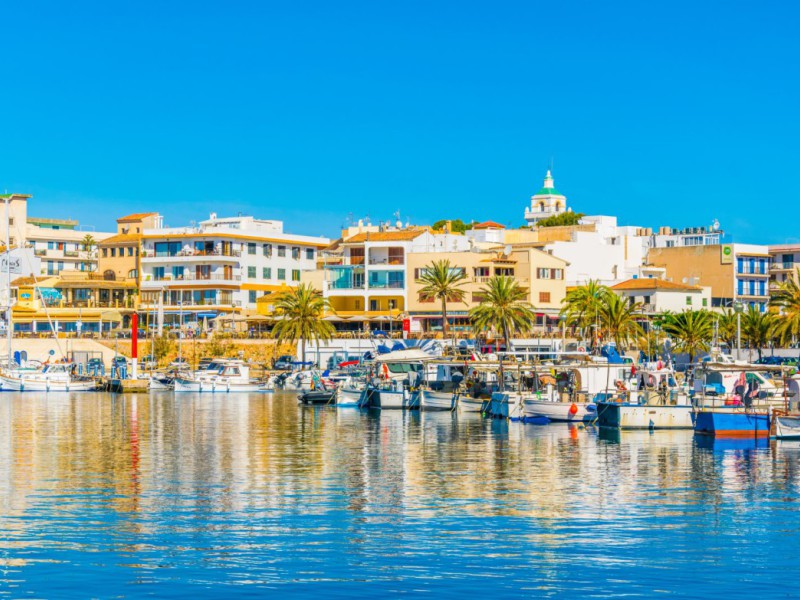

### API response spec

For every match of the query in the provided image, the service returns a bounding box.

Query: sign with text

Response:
[0,256,22,274]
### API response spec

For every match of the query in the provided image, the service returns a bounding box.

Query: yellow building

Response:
[97,212,161,281]
[405,247,568,334]
[12,271,138,334]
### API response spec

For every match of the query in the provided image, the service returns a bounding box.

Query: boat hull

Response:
[173,379,264,393]
[772,414,800,439]
[298,391,336,405]
[457,395,486,413]
[369,388,419,409]
[694,410,770,438]
[420,389,455,411]
[0,376,97,392]
[489,392,524,420]
[523,400,596,423]
[596,402,694,429]
[336,387,364,407]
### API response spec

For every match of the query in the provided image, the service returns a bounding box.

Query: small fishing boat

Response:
[368,383,420,409]
[298,389,337,405]
[419,389,456,411]
[771,410,800,439]
[0,363,99,392]
[694,409,771,437]
[173,360,264,393]
[336,376,366,407]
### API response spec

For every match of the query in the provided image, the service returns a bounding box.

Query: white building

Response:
[610,278,712,314]
[524,170,570,226]
[139,214,330,323]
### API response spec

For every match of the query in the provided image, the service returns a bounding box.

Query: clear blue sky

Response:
[1,1,798,243]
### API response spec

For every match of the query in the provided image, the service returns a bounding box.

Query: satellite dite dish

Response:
[504,244,512,256]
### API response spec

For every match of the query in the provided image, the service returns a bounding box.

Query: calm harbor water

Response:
[1,391,799,598]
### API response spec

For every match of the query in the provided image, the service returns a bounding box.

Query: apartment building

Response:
[405,247,568,334]
[610,278,712,314]
[769,244,800,296]
[316,228,470,329]
[647,243,770,311]
[139,214,329,324]
[97,212,161,281]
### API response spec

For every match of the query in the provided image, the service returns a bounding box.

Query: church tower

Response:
[524,170,569,226]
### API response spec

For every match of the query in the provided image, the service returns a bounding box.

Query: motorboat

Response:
[0,362,99,392]
[336,376,367,407]
[298,389,337,405]
[173,360,264,393]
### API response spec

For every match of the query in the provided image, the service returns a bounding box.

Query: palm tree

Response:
[561,279,609,346]
[469,276,537,351]
[661,310,714,364]
[771,269,800,346]
[81,234,96,272]
[715,308,738,350]
[271,283,335,364]
[599,293,644,352]
[741,305,776,361]
[418,259,467,337]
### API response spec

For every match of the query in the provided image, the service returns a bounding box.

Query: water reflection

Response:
[1,391,799,598]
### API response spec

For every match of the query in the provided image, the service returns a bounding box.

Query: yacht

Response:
[0,362,99,392]
[173,360,264,393]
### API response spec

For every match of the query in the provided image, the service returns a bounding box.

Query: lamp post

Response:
[734,300,744,358]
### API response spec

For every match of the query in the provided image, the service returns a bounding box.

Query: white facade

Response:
[524,170,569,226]
[611,281,712,314]
[322,229,471,315]
[139,215,329,318]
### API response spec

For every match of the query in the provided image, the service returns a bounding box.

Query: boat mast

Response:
[5,197,11,366]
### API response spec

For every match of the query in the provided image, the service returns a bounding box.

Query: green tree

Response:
[469,276,537,351]
[661,310,714,364]
[561,279,610,344]
[599,293,644,352]
[741,305,776,361]
[418,259,468,337]
[81,234,96,271]
[771,269,800,345]
[271,283,335,364]
[432,219,472,233]
[536,212,585,228]
[715,308,738,350]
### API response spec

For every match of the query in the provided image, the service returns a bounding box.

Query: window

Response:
[263,244,272,257]
[102,248,108,258]
[419,293,435,303]
[247,266,256,279]
[292,247,300,260]
[474,267,490,278]
[110,248,116,257]
[702,298,708,307]
[128,269,138,278]
[291,269,301,281]
[172,266,184,280]
[306,248,314,260]
[686,296,692,306]
[537,268,550,279]
[278,246,286,257]
[248,243,256,255]
[127,247,134,257]
[155,241,181,257]
[249,290,257,303]
[278,268,286,280]
[263,267,271,279]
[494,268,514,277]
[153,267,165,280]
[539,292,551,303]
[7,218,12,226]
[553,269,563,280]
[57,261,64,272]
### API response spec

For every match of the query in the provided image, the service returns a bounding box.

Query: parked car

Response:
[273,355,296,370]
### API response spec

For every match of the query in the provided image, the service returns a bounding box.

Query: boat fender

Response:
[569,403,578,415]
[585,404,597,413]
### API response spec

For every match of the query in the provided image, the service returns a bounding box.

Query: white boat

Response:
[0,363,99,392]
[148,375,174,390]
[174,360,264,393]
[419,389,456,411]
[524,395,597,422]
[457,395,486,413]
[597,366,694,430]
[368,384,420,409]
[336,377,366,407]
[772,412,800,439]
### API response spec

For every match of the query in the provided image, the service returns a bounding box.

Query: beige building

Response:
[647,243,770,311]
[97,212,161,281]
[406,247,568,334]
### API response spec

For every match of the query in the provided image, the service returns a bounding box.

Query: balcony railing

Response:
[368,257,405,265]
[368,281,405,289]
[737,267,769,275]
[141,249,241,258]
[34,250,46,257]
[329,281,365,290]
[64,250,79,257]
[771,262,796,271]
[144,273,241,282]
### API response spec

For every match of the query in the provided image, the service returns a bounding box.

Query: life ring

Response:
[577,346,586,353]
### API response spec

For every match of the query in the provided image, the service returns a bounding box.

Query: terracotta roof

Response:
[611,278,703,292]
[98,233,140,246]
[117,212,157,223]
[472,220,506,229]
[11,276,50,287]
[345,230,427,243]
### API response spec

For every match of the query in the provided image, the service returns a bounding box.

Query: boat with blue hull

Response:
[694,410,771,438]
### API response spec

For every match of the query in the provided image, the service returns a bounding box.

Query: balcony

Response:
[141,272,241,288]
[34,250,46,257]
[737,268,769,276]
[368,281,405,289]
[771,262,796,272]
[326,279,365,291]
[64,250,79,257]
[141,249,241,260]
[368,257,405,266]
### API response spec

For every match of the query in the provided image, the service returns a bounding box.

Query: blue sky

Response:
[1,1,798,243]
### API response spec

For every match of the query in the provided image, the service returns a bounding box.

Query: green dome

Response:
[535,186,561,196]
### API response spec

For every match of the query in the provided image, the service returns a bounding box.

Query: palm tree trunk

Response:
[301,339,306,365]
[441,297,448,338]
